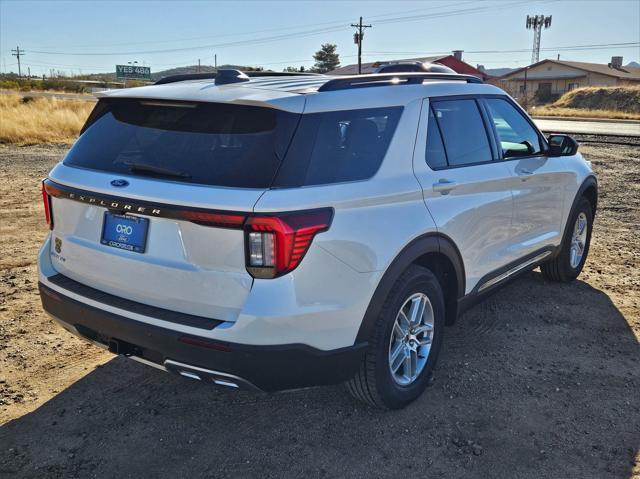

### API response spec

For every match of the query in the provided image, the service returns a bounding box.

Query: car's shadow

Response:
[1,272,638,479]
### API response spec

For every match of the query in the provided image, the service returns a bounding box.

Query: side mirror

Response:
[547,134,578,157]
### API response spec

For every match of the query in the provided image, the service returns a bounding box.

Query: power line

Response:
[364,42,640,57]
[373,0,538,25]
[24,1,478,51]
[28,24,349,56]
[25,0,546,57]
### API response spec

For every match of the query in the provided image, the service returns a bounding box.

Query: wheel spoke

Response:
[403,349,413,379]
[418,336,432,347]
[390,343,406,373]
[408,296,426,327]
[409,349,418,379]
[414,324,433,336]
[397,311,410,333]
[393,321,406,339]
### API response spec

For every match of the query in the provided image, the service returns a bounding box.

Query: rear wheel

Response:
[346,265,444,409]
[541,197,593,282]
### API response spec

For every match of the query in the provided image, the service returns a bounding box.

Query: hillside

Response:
[532,85,640,119]
[553,85,640,113]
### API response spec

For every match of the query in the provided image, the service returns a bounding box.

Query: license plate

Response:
[101,212,149,253]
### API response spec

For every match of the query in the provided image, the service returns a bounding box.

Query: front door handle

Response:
[518,168,534,176]
[433,179,457,194]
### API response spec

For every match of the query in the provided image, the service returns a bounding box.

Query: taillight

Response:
[245,208,333,279]
[41,180,53,229]
[181,211,247,228]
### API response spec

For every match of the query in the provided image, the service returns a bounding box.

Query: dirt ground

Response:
[0,141,638,478]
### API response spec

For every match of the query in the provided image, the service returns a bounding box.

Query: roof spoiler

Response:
[155,69,322,86]
[318,72,482,92]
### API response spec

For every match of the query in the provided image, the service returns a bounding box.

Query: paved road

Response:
[533,117,640,137]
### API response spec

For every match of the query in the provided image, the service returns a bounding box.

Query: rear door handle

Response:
[432,179,457,194]
[518,168,534,176]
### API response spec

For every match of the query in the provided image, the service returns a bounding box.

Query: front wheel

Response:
[346,265,445,409]
[541,197,593,282]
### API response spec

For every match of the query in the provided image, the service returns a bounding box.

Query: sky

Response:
[1,0,639,76]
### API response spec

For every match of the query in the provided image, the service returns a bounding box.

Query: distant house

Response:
[496,57,640,100]
[329,51,488,79]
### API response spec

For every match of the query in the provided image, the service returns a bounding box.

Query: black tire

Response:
[346,265,445,409]
[541,197,593,282]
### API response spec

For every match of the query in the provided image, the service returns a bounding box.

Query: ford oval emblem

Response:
[110,179,129,187]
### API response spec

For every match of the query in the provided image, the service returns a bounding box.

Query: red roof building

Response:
[329,51,488,80]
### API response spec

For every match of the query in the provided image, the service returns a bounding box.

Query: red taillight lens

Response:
[245,208,333,278]
[181,210,247,229]
[41,180,53,229]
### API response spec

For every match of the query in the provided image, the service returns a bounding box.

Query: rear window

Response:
[273,106,403,187]
[64,99,300,188]
[431,99,493,167]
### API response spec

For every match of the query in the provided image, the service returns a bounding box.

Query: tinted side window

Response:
[425,107,447,169]
[274,107,403,187]
[485,98,542,158]
[431,99,492,166]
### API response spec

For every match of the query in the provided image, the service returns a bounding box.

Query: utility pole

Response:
[214,54,217,71]
[351,17,372,74]
[526,15,552,64]
[523,66,529,111]
[11,46,24,77]
[198,59,201,72]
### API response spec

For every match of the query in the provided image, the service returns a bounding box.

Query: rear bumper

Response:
[39,282,367,392]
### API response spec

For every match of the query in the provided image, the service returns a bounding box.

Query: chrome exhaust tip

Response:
[163,359,259,391]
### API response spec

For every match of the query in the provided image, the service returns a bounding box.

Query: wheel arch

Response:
[561,175,598,251]
[355,233,465,344]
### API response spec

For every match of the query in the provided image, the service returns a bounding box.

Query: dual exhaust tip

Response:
[163,359,259,391]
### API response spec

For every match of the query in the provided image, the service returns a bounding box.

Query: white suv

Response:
[38,70,597,409]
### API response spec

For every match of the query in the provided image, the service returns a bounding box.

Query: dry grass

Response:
[0,94,93,145]
[531,85,640,120]
[530,106,640,120]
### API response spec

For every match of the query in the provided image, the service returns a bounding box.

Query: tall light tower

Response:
[526,15,552,64]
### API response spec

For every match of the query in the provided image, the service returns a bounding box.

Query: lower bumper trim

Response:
[39,281,367,392]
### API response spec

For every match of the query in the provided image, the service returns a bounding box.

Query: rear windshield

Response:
[65,99,402,189]
[64,98,300,188]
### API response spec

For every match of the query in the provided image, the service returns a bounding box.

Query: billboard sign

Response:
[116,65,151,81]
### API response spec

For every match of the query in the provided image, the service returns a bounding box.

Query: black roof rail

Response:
[155,72,216,85]
[155,69,322,85]
[318,72,482,92]
[244,71,323,77]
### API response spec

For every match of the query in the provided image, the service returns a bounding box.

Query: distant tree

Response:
[283,66,306,72]
[311,44,340,73]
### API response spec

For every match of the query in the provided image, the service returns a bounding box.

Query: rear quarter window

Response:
[274,106,403,187]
